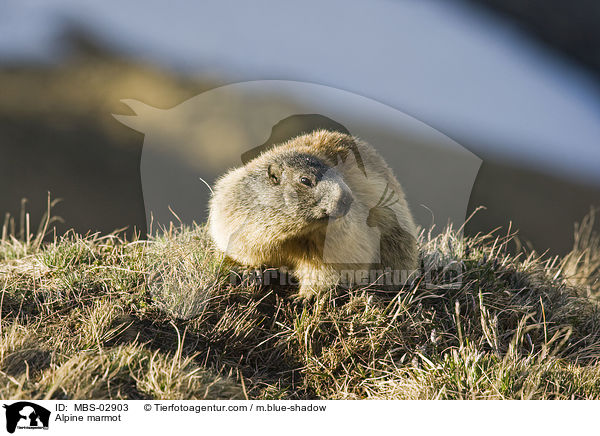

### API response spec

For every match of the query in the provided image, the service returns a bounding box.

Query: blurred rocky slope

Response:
[469,0,600,80]
[1,37,212,238]
[1,32,598,255]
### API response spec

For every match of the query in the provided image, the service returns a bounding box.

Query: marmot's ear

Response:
[267,163,281,184]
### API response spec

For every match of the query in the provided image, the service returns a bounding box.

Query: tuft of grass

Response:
[560,208,600,298]
[0,203,599,399]
[146,227,235,320]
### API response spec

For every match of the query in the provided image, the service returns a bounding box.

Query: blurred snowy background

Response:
[1,0,598,254]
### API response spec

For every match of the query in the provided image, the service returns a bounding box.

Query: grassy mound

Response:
[0,206,599,399]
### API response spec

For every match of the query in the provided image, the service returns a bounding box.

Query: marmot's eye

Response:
[300,177,313,187]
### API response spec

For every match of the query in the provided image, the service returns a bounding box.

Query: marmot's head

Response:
[250,151,353,229]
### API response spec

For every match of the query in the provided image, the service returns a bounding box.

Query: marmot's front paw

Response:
[291,287,318,305]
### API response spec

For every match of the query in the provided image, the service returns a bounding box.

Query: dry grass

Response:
[0,202,599,399]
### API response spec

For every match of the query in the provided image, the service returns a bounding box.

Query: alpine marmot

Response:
[208,130,418,299]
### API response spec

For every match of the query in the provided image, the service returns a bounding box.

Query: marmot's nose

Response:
[339,191,353,216]
[329,190,353,218]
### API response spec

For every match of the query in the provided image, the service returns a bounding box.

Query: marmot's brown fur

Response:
[208,130,418,299]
